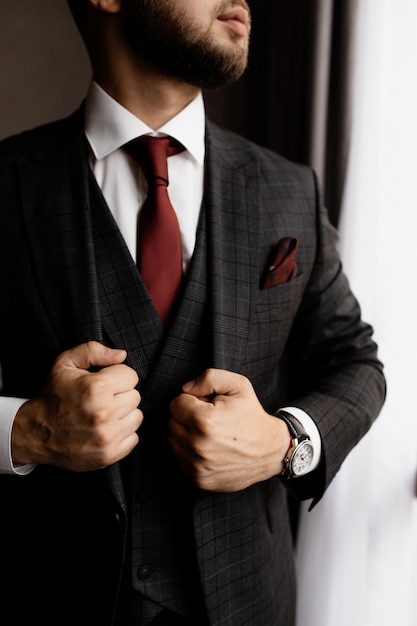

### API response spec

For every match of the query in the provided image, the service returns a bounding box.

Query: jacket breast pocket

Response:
[257,272,305,324]
[244,273,305,379]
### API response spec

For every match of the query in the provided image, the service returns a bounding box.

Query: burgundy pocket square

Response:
[262,237,299,289]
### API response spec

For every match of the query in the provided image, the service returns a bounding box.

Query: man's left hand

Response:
[168,369,290,492]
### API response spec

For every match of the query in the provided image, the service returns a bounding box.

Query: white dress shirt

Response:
[85,82,205,267]
[0,81,321,474]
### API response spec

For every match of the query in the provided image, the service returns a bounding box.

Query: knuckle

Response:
[130,368,140,386]
[93,450,112,469]
[82,377,106,402]
[85,340,99,353]
[169,396,181,414]
[135,409,144,426]
[129,432,140,452]
[204,368,217,383]
[232,371,251,393]
[194,416,208,435]
[84,399,110,425]
[240,374,251,390]
[192,467,211,490]
[192,439,210,461]
[93,427,113,449]
[130,390,140,409]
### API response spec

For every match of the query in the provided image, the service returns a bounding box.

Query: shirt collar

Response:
[84,81,205,165]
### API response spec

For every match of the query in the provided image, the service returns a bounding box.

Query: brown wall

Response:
[0,0,91,140]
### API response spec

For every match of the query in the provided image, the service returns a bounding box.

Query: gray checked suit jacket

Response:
[0,109,385,626]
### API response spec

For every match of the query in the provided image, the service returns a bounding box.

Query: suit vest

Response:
[89,172,211,622]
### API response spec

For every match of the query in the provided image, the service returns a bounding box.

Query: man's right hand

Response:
[11,341,142,472]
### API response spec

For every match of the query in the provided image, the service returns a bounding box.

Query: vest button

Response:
[137,565,152,580]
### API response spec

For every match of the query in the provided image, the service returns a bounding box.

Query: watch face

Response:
[290,440,314,476]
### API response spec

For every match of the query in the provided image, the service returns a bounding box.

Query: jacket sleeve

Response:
[283,173,386,504]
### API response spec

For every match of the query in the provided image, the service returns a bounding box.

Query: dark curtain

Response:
[205,0,359,227]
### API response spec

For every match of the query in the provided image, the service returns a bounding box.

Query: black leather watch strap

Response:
[276,409,308,439]
[276,409,313,479]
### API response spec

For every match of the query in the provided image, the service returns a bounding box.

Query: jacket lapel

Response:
[16,110,129,510]
[204,121,261,372]
[88,170,165,385]
[17,110,103,350]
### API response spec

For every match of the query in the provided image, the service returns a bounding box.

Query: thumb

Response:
[182,368,243,399]
[59,341,127,371]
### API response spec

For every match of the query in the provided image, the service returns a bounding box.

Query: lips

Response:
[217,6,249,37]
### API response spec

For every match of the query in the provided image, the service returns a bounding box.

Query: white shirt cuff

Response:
[0,397,36,475]
[280,406,322,473]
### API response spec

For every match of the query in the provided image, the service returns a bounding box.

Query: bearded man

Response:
[0,1,385,625]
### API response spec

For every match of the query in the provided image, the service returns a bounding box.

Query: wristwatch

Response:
[276,410,314,479]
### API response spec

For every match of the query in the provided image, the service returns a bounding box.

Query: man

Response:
[0,1,385,625]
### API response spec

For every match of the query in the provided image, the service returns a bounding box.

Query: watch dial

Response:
[291,441,314,476]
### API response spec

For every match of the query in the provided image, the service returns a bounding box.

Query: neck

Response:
[83,5,201,129]
[92,54,200,130]
[83,4,204,129]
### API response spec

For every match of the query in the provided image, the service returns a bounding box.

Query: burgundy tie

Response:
[125,135,184,324]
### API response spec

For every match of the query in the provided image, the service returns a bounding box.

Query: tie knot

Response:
[124,135,184,187]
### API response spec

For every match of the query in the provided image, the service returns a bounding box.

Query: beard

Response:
[121,0,251,89]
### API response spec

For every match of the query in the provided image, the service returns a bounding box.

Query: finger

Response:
[170,393,211,428]
[170,391,200,414]
[168,431,190,461]
[119,407,143,433]
[58,341,127,372]
[170,398,219,441]
[114,428,140,461]
[95,363,139,393]
[104,388,141,422]
[182,368,249,400]
[114,409,143,457]
[168,429,198,467]
[168,413,191,438]
[94,408,142,465]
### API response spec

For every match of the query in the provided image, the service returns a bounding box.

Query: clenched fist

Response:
[12,341,143,471]
[168,368,290,492]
